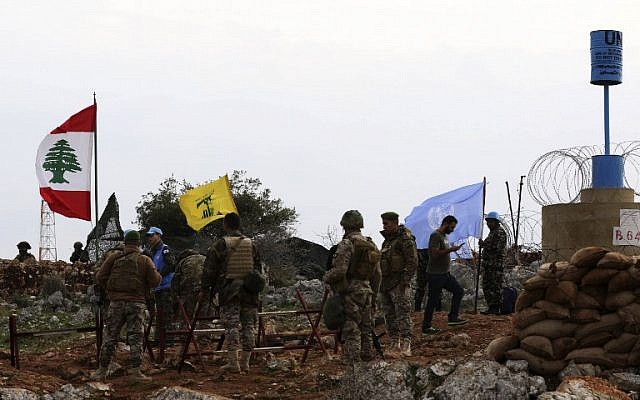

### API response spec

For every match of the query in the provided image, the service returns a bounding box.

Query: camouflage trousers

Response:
[482,263,504,310]
[380,283,412,339]
[221,298,257,352]
[342,290,373,363]
[155,290,174,327]
[99,300,146,369]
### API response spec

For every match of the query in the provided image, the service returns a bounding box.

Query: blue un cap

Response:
[146,226,163,236]
[485,211,500,221]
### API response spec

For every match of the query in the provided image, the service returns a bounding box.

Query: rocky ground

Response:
[2,258,639,399]
[0,310,512,399]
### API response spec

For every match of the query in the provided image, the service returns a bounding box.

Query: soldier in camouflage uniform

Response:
[199,213,263,373]
[324,210,381,364]
[14,242,36,263]
[479,211,507,315]
[379,211,418,357]
[173,249,207,318]
[91,230,161,383]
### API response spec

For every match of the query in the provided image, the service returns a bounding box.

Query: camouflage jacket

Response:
[172,249,206,296]
[324,230,381,298]
[379,225,418,291]
[481,226,507,267]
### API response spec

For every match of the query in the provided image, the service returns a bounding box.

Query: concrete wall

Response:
[542,188,640,262]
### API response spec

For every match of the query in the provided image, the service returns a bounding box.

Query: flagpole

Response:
[473,177,487,314]
[93,93,100,263]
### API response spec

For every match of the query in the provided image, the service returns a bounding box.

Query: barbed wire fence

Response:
[527,141,640,206]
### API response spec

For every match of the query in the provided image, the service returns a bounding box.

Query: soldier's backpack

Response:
[348,236,381,280]
[323,294,345,330]
[106,252,146,294]
[243,266,266,295]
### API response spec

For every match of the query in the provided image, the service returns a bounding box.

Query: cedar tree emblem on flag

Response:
[41,139,83,183]
[36,104,96,221]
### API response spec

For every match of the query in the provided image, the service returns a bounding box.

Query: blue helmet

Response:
[485,211,500,221]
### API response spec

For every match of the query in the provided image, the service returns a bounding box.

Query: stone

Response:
[414,360,457,399]
[431,359,546,400]
[610,372,640,392]
[449,333,471,348]
[555,376,630,400]
[505,360,529,373]
[149,386,232,400]
[0,388,39,400]
[338,361,414,400]
[46,291,64,308]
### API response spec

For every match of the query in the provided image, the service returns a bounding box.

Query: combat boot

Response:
[221,350,241,373]
[128,368,152,383]
[400,338,412,357]
[239,351,251,373]
[89,366,107,381]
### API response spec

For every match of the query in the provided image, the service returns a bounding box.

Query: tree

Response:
[41,139,82,183]
[135,171,298,243]
[135,176,194,238]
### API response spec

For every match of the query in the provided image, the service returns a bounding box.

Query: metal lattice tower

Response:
[39,200,57,261]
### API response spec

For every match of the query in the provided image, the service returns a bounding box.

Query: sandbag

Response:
[578,331,614,348]
[574,292,602,309]
[518,320,578,340]
[552,337,578,360]
[560,264,590,283]
[581,269,619,286]
[605,290,636,310]
[617,303,640,333]
[580,285,608,307]
[606,352,629,367]
[520,335,555,359]
[534,300,570,320]
[545,281,578,306]
[565,347,616,368]
[523,275,558,291]
[515,289,546,312]
[538,261,569,279]
[603,333,638,353]
[505,348,568,375]
[570,247,609,269]
[628,265,640,282]
[570,308,601,323]
[513,307,547,329]
[628,351,640,366]
[597,251,634,270]
[486,335,519,362]
[575,313,622,339]
[608,270,639,293]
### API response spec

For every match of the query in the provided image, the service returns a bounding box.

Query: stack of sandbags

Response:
[487,247,640,375]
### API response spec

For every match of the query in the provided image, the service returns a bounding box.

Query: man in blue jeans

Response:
[422,215,468,335]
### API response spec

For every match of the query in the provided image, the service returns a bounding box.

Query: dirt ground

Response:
[0,312,513,399]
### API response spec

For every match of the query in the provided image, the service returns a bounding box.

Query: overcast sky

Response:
[2,1,640,260]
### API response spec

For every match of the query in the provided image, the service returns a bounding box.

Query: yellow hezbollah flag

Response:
[179,175,238,232]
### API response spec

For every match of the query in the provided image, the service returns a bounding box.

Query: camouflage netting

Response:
[0,258,94,297]
[85,193,124,263]
[487,247,640,375]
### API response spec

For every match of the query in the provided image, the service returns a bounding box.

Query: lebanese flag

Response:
[36,104,96,221]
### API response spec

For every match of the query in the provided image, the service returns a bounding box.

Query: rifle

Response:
[372,329,385,359]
